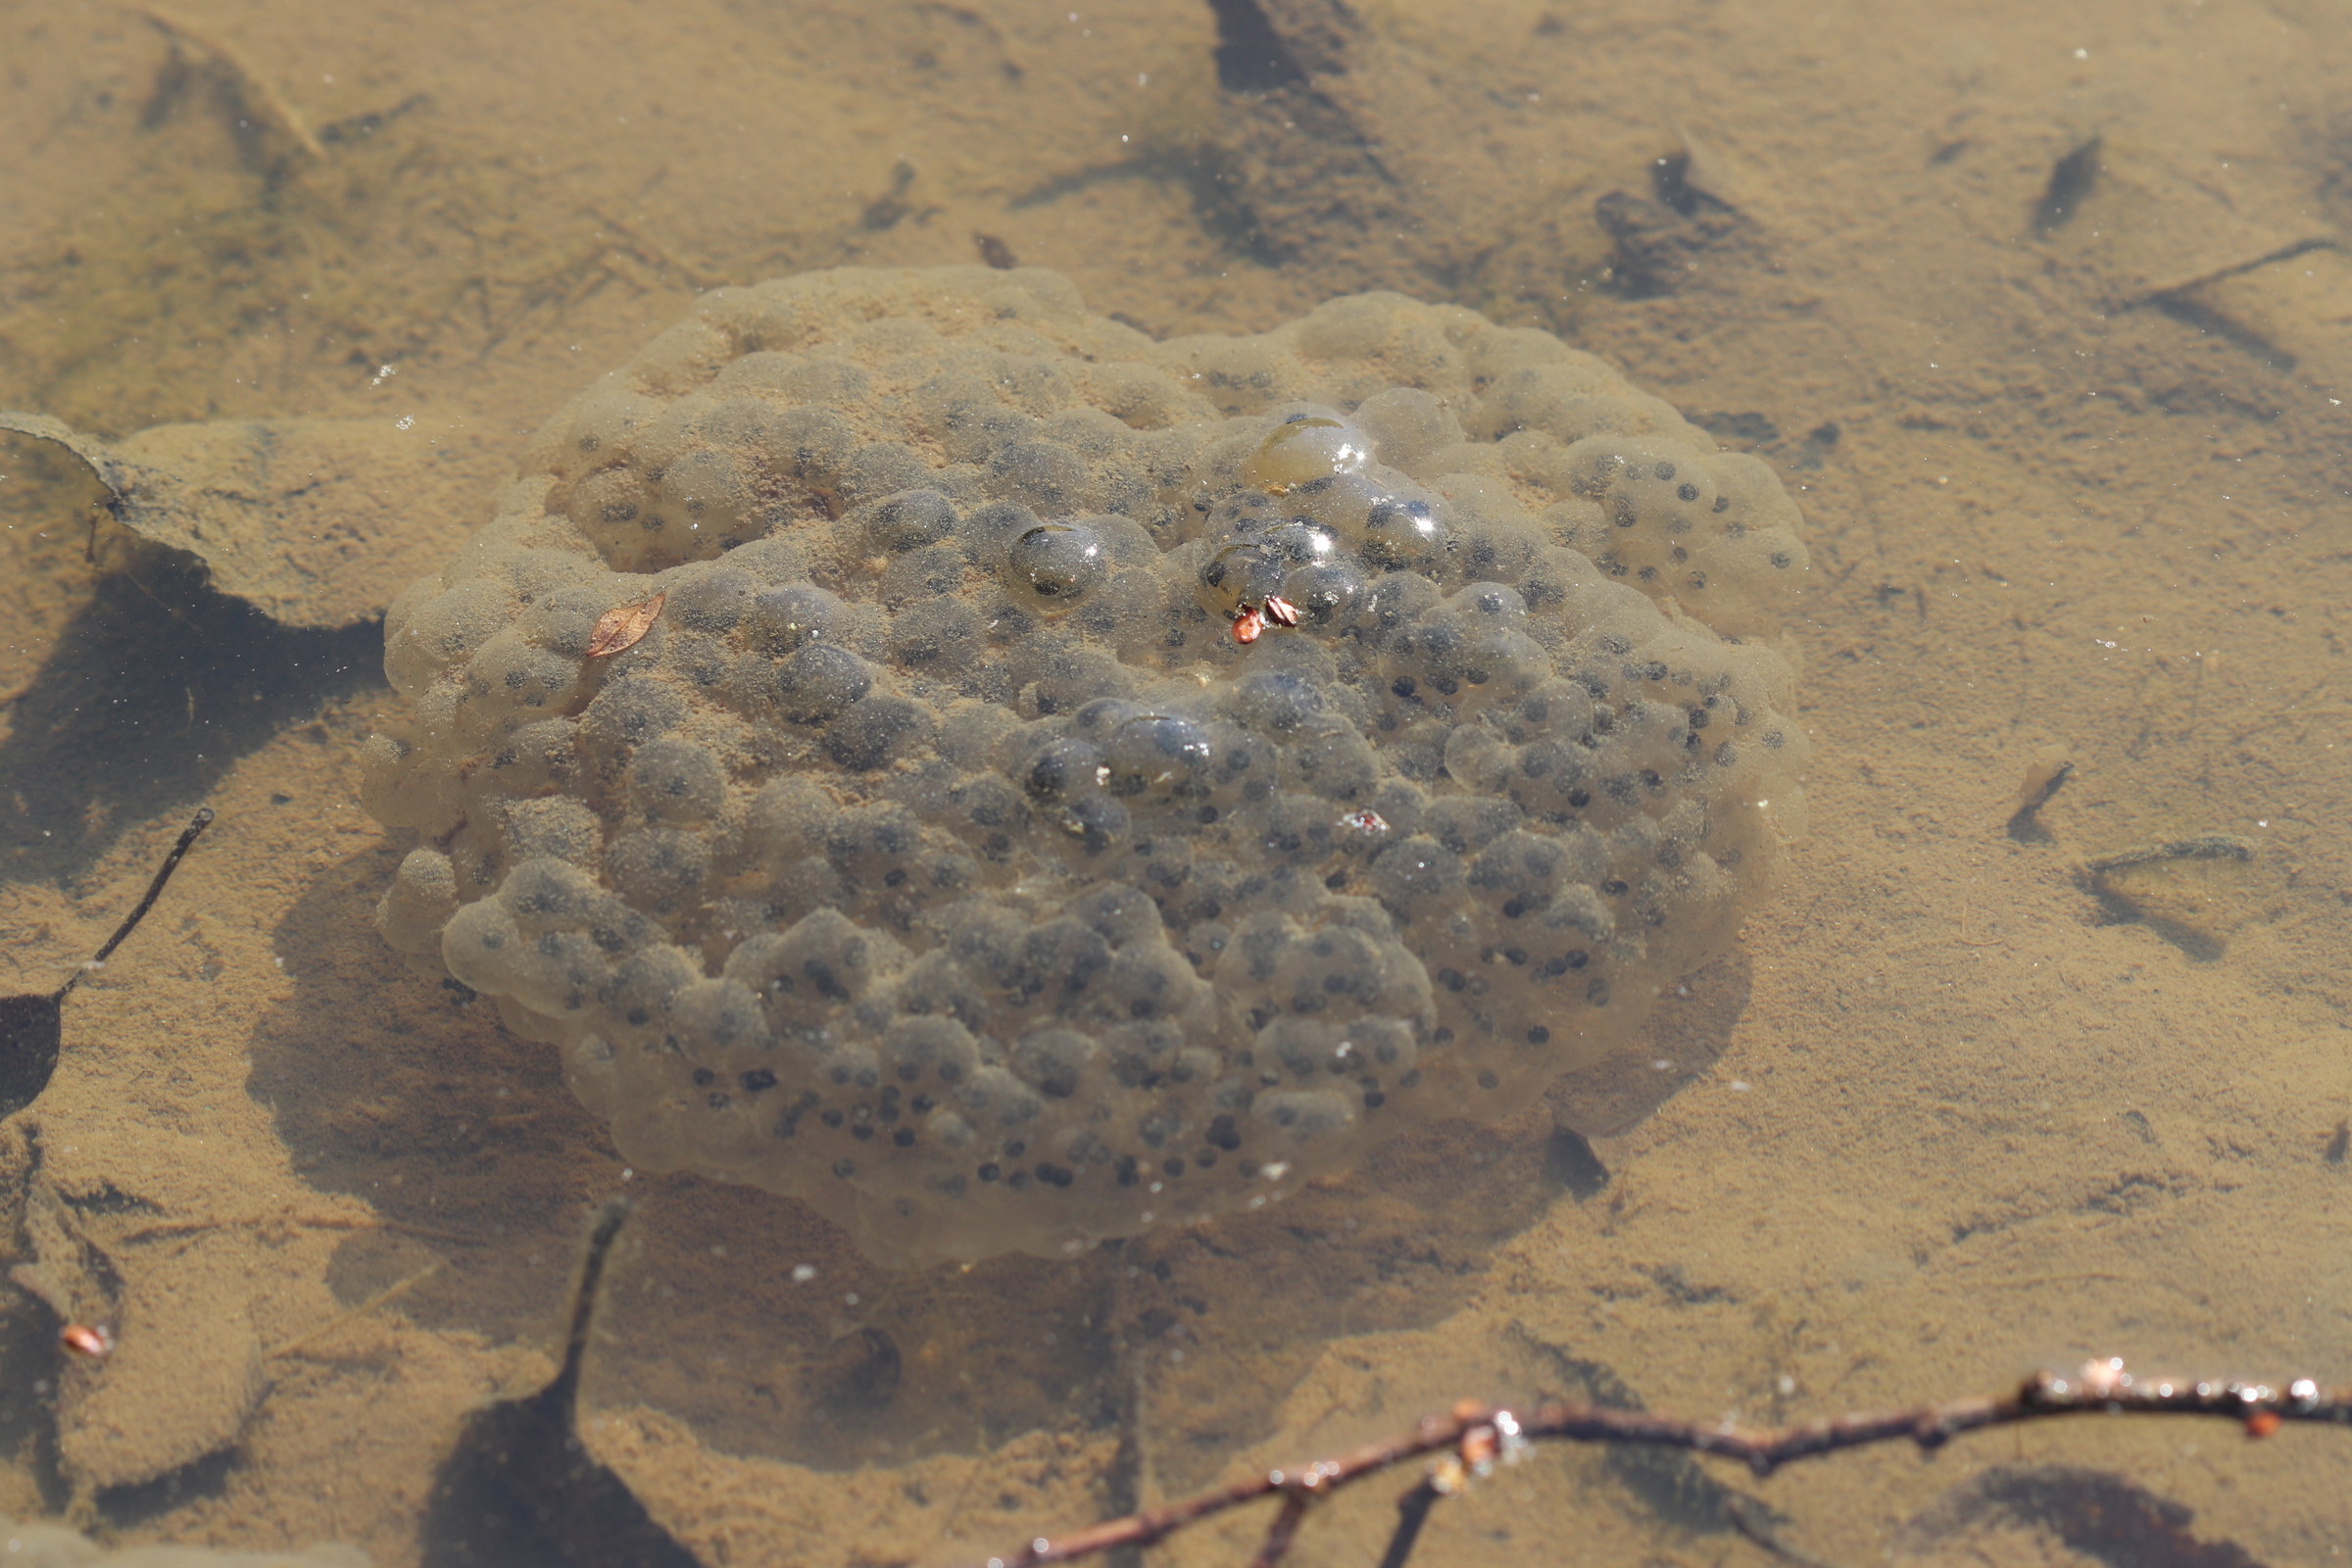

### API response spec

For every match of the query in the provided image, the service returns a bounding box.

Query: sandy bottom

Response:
[3,0,2351,1562]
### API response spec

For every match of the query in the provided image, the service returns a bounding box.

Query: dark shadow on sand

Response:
[248,842,1756,1492]
[0,552,377,884]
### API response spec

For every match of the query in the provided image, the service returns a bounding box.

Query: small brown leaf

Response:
[586,592,664,659]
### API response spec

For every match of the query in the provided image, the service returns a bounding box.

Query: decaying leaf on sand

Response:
[586,594,665,659]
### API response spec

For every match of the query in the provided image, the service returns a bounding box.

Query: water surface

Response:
[2,0,2349,1562]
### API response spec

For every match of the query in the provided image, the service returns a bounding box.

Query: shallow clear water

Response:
[2,0,2350,1563]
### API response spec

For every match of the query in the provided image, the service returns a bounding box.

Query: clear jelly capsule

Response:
[1200,543,1287,614]
[1241,414,1372,495]
[1003,520,1107,611]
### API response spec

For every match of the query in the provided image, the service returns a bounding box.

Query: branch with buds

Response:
[979,1360,2352,1568]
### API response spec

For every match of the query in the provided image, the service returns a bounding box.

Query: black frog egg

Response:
[608,825,711,913]
[744,583,848,655]
[1458,583,1528,622]
[773,642,873,722]
[1285,470,1385,534]
[565,466,659,562]
[838,442,934,510]
[667,566,758,633]
[986,439,1090,514]
[628,736,728,822]
[1241,414,1372,495]
[1282,560,1369,625]
[1563,437,1717,534]
[1199,544,1288,615]
[655,447,754,540]
[1359,495,1446,569]
[857,488,959,555]
[1024,736,1105,803]
[1003,521,1108,612]
[756,406,858,494]
[1262,518,1339,567]
[1103,713,1215,798]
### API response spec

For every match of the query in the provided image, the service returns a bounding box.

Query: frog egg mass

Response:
[361,267,1811,1264]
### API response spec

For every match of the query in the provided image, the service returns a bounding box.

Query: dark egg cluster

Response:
[365,267,1810,1263]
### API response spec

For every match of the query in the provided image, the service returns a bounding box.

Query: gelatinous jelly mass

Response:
[362,267,1811,1264]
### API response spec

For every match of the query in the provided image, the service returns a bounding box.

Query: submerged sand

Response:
[2,0,2350,1562]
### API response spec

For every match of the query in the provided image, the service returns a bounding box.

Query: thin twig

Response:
[2082,834,2256,875]
[116,1213,491,1247]
[54,808,213,1002]
[265,1259,443,1359]
[978,1362,2351,1568]
[137,3,326,161]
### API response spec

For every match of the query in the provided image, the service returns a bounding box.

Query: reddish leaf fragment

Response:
[60,1323,113,1359]
[587,592,665,659]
